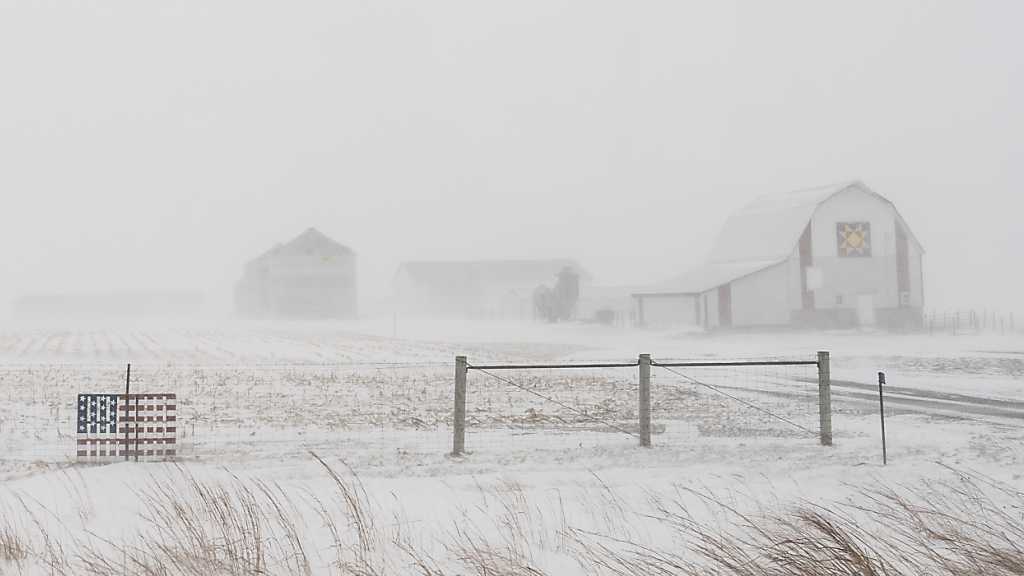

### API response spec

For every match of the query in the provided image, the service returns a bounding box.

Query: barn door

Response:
[718,284,732,328]
[857,294,876,326]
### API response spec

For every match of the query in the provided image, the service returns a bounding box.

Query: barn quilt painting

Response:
[837,222,871,257]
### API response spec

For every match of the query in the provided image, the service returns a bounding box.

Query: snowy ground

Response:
[1,318,1022,573]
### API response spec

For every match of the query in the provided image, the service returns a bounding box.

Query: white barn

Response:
[633,181,924,330]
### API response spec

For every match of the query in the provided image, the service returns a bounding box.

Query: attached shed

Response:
[234,228,357,319]
[632,292,699,329]
[634,181,924,330]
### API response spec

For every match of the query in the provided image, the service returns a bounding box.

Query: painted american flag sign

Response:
[76,393,177,461]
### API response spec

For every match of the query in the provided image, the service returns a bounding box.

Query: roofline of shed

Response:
[697,259,789,296]
[631,259,790,299]
[630,291,700,299]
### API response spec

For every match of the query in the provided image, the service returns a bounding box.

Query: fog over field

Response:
[2,3,1023,575]
[1,1,1022,321]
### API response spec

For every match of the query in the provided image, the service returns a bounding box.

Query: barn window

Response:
[836,222,872,257]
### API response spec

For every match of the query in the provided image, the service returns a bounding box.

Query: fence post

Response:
[134,394,141,462]
[452,355,468,456]
[817,351,833,446]
[124,363,131,461]
[638,354,652,448]
[878,371,887,465]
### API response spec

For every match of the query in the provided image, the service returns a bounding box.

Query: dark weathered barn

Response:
[235,228,357,319]
[633,181,924,330]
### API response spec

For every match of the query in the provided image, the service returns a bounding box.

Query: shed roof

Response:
[634,260,782,296]
[395,259,589,288]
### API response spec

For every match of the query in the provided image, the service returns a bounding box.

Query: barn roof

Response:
[707,181,855,265]
[637,181,922,295]
[395,259,589,288]
[248,228,353,267]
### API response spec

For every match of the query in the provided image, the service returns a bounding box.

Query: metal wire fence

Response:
[451,353,831,455]
[461,363,643,456]
[650,359,822,441]
[1,353,832,477]
[0,362,454,478]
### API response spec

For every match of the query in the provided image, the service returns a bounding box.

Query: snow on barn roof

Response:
[706,181,854,265]
[637,181,920,295]
[246,228,353,268]
[395,259,590,288]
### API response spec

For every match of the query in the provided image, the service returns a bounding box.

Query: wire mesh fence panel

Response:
[651,360,822,443]
[0,362,454,478]
[127,364,454,468]
[0,364,129,475]
[462,365,641,455]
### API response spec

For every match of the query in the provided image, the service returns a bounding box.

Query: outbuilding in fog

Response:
[393,259,589,321]
[234,228,357,319]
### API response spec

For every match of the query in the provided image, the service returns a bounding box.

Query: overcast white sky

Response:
[1,1,1021,318]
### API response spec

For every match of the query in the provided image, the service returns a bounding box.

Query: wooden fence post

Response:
[124,363,131,461]
[639,354,651,448]
[817,351,833,446]
[878,371,887,465]
[452,355,468,456]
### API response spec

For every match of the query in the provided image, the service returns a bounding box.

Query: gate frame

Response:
[451,351,833,456]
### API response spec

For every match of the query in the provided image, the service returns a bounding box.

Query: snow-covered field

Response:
[1,319,1022,574]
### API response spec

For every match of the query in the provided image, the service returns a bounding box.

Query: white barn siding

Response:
[810,188,900,311]
[785,248,803,313]
[908,240,925,308]
[730,263,792,326]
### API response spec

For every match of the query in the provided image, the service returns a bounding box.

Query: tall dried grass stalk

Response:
[2,461,1022,576]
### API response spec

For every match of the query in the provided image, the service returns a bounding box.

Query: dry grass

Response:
[1,462,1023,575]
[570,467,1024,575]
[0,492,73,576]
[0,519,29,567]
